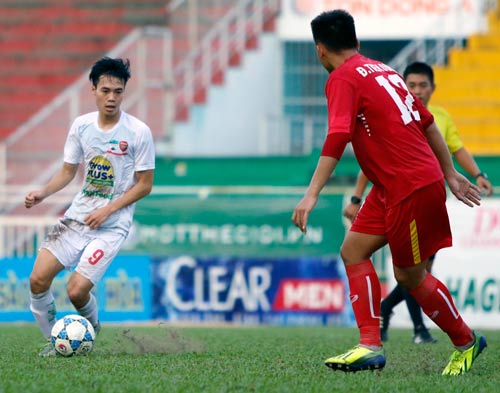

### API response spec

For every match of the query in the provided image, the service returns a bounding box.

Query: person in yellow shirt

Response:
[343,61,493,344]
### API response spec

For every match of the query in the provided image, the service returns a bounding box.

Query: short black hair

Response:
[403,61,434,85]
[89,57,131,87]
[310,10,357,52]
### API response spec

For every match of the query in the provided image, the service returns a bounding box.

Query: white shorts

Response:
[42,218,126,285]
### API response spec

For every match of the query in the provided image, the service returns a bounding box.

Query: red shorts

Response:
[350,180,452,267]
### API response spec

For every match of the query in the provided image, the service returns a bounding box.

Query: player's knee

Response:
[339,245,353,265]
[340,241,367,266]
[66,282,88,306]
[394,274,411,290]
[394,269,426,290]
[29,273,51,294]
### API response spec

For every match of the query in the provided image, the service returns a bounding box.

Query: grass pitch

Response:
[0,324,498,392]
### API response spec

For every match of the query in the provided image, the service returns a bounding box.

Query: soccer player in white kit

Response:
[25,57,155,356]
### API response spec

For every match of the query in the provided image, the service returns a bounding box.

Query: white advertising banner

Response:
[433,197,500,329]
[278,0,488,40]
[388,197,500,330]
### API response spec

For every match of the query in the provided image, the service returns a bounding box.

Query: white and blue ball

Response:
[51,314,95,356]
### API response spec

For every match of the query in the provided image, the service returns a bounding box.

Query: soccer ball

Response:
[51,314,96,356]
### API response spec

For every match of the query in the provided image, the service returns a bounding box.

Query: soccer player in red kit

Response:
[292,10,486,375]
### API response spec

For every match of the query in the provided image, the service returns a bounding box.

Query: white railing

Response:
[0,184,342,259]
[173,0,280,120]
[0,215,59,258]
[4,184,498,259]
[0,26,173,216]
[259,114,328,156]
[258,114,358,156]
[388,38,464,74]
[389,0,498,73]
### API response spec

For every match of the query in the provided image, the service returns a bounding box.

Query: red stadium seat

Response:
[0,0,166,139]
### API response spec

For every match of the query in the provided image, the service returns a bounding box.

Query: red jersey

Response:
[325,54,443,207]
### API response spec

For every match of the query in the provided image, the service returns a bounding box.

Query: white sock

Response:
[77,292,99,329]
[30,290,56,338]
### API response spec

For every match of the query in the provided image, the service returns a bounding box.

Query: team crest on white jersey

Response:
[107,139,128,156]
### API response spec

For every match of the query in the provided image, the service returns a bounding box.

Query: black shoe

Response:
[413,330,437,344]
[381,328,388,343]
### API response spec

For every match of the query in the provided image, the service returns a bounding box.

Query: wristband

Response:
[475,172,488,180]
[350,196,362,204]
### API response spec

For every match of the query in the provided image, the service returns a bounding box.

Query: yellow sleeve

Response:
[429,104,464,154]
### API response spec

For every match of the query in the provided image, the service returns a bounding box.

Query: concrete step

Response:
[435,103,500,120]
[0,74,78,91]
[448,48,500,67]
[1,23,131,40]
[0,0,166,140]
[487,9,500,33]
[0,6,124,25]
[434,67,500,83]
[459,141,500,155]
[455,123,500,136]
[432,84,500,100]
[449,114,500,125]
[467,33,500,50]
[0,0,60,6]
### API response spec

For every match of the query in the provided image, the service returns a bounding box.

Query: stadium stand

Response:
[0,1,498,259]
[0,1,279,211]
[0,0,283,257]
[0,0,280,134]
[0,0,166,139]
[432,4,500,155]
[168,0,279,121]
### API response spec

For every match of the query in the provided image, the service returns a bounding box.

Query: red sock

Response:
[345,260,381,347]
[409,272,473,347]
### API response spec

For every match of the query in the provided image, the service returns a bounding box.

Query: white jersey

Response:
[63,111,155,236]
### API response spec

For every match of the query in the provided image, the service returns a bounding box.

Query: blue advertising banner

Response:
[152,256,354,326]
[0,256,151,322]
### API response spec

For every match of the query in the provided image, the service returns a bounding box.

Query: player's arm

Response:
[443,113,493,196]
[453,148,493,196]
[292,156,338,234]
[25,162,79,208]
[343,170,369,222]
[292,133,349,233]
[84,169,154,229]
[424,122,481,207]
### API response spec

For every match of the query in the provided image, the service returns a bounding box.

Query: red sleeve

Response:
[326,76,358,136]
[321,132,350,159]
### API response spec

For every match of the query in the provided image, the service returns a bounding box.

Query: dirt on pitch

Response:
[103,322,205,355]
